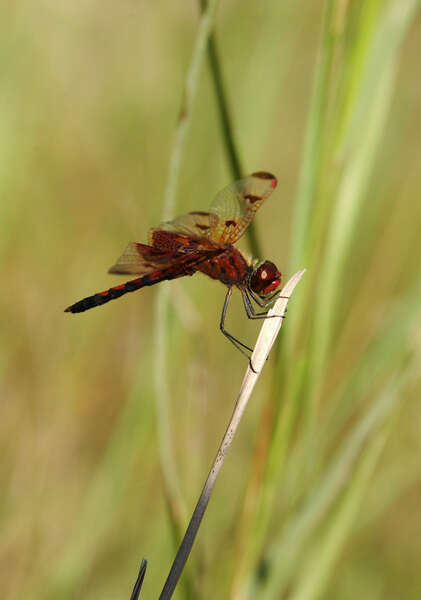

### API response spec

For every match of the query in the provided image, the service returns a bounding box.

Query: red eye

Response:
[262,277,281,294]
[249,261,281,295]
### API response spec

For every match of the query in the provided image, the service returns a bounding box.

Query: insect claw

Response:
[249,357,259,374]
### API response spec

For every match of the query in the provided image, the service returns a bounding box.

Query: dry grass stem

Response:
[158,270,305,600]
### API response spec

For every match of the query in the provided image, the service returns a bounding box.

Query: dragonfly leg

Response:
[248,288,288,308]
[242,291,285,320]
[220,288,254,360]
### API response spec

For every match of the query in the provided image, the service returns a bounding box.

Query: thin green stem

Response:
[232,3,338,593]
[161,1,220,220]
[289,0,336,272]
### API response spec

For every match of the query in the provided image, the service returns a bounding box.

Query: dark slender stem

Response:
[201,0,262,259]
[207,36,243,180]
[158,473,214,600]
[130,559,147,600]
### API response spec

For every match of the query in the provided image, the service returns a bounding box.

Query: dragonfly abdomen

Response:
[64,270,178,313]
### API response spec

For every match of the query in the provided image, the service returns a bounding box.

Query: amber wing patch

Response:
[145,171,277,248]
[150,211,213,243]
[207,171,277,244]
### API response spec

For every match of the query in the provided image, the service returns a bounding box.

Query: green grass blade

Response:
[289,0,336,273]
[260,374,407,599]
[289,428,389,600]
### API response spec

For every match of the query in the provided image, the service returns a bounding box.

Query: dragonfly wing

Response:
[149,211,213,242]
[207,171,277,244]
[108,242,183,275]
[108,241,222,275]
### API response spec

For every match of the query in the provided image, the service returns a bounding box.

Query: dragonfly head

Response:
[249,261,281,296]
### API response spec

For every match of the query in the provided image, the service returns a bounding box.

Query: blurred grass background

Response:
[1,0,421,598]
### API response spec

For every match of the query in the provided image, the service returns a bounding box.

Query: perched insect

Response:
[65,171,283,360]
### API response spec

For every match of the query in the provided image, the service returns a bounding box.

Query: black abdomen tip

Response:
[65,293,109,313]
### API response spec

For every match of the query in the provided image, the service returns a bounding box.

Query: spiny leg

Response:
[242,291,287,372]
[220,288,254,360]
[248,288,288,308]
[242,291,286,320]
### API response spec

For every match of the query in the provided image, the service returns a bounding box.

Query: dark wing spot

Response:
[251,171,275,180]
[190,211,211,216]
[243,194,261,204]
[225,220,237,227]
[196,224,210,231]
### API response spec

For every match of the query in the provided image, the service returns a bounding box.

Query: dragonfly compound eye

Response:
[249,261,281,295]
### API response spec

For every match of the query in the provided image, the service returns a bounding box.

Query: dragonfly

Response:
[65,171,284,362]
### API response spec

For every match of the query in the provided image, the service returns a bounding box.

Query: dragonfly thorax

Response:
[248,260,281,296]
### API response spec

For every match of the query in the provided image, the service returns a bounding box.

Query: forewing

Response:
[207,171,277,244]
[151,211,213,241]
[108,242,182,275]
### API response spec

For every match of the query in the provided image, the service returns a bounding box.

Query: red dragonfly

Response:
[65,171,283,360]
